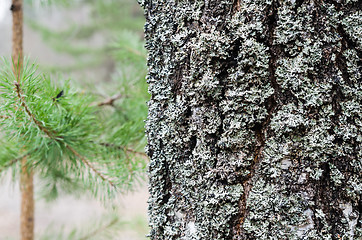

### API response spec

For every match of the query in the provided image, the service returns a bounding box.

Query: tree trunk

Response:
[12,0,35,239]
[141,0,361,239]
[11,0,23,78]
[20,157,34,240]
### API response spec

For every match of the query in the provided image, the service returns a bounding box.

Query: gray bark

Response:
[140,0,361,239]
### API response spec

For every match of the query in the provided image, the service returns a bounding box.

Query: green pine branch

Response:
[0,58,147,199]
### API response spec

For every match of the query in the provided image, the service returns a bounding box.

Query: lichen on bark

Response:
[140,0,361,239]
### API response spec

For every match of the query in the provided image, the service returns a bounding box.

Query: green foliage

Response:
[0,58,147,200]
[1,0,148,238]
[27,0,144,66]
[25,0,149,157]
[1,0,149,202]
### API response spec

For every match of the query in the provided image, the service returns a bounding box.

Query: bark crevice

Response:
[233,1,282,238]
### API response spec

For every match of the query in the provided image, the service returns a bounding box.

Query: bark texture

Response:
[12,0,35,239]
[141,0,361,239]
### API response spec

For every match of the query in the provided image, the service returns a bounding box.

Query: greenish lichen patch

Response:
[142,0,362,239]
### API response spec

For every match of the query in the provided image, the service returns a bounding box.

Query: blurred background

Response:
[0,0,149,239]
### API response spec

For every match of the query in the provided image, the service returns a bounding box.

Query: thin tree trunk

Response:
[11,0,23,78]
[11,0,35,239]
[141,0,361,239]
[20,158,34,240]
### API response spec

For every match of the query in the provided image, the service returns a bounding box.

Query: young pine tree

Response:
[2,1,148,239]
[0,58,147,238]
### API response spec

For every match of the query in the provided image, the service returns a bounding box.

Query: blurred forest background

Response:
[0,0,149,239]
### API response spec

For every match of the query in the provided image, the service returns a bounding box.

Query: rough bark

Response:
[141,0,361,239]
[12,0,35,239]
